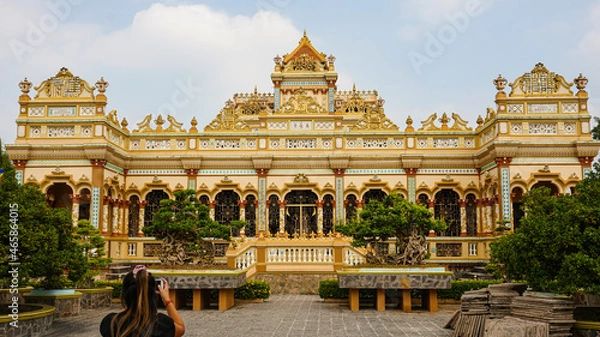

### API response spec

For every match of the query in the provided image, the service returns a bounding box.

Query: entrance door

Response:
[284,190,317,236]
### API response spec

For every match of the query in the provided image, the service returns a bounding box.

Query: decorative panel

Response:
[79,106,95,116]
[529,123,557,134]
[146,139,171,150]
[48,107,76,116]
[528,103,557,113]
[270,139,280,149]
[268,121,287,130]
[286,139,316,149]
[436,243,462,257]
[322,138,332,149]
[417,138,428,148]
[28,107,44,116]
[215,139,241,149]
[464,138,474,148]
[563,123,576,134]
[392,139,404,148]
[511,123,522,134]
[81,126,92,137]
[507,104,523,113]
[176,139,187,149]
[433,138,458,148]
[363,139,388,148]
[346,138,357,148]
[130,140,140,150]
[290,121,313,130]
[48,126,75,137]
[562,103,578,113]
[30,126,41,138]
[246,139,256,149]
[314,121,334,130]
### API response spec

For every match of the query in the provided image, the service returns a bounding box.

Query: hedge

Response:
[94,280,123,299]
[318,278,502,300]
[234,280,271,300]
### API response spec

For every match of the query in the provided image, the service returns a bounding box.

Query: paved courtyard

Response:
[45,295,457,337]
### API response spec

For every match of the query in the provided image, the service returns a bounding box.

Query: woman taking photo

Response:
[100,265,185,337]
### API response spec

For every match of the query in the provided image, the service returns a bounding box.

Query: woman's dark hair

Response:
[110,267,158,337]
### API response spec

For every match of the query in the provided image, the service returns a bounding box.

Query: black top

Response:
[100,312,175,337]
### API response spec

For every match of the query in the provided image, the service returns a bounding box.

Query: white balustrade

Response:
[266,247,334,263]
[235,248,257,270]
[128,243,137,256]
[343,248,365,266]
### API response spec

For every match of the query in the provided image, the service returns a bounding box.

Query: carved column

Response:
[102,196,111,235]
[476,198,484,236]
[333,169,345,225]
[70,194,81,227]
[316,200,324,235]
[256,169,269,234]
[405,168,418,203]
[278,200,287,234]
[186,169,198,191]
[91,159,107,230]
[238,200,247,237]
[111,199,120,236]
[121,200,130,236]
[12,160,27,186]
[427,199,436,237]
[138,200,147,236]
[458,198,467,237]
[484,198,493,235]
[493,195,500,230]
[495,157,512,228]
[209,201,217,221]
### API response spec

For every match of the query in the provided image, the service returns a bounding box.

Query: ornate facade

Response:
[6,33,599,269]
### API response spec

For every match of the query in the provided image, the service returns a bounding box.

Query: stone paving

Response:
[44,295,457,337]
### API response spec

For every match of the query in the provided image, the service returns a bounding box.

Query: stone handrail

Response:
[267,247,333,263]
[343,247,366,266]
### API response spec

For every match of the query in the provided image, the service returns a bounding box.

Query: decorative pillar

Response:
[476,198,484,236]
[579,156,593,179]
[493,195,500,229]
[101,196,111,235]
[186,169,198,190]
[111,199,120,236]
[427,199,436,237]
[495,157,512,228]
[91,159,107,230]
[12,160,27,186]
[278,200,287,234]
[406,168,418,203]
[484,198,493,235]
[238,200,247,237]
[256,169,269,233]
[138,200,147,236]
[70,194,81,227]
[458,198,467,237]
[333,169,345,225]
[121,200,130,236]
[316,200,324,235]
[209,201,217,221]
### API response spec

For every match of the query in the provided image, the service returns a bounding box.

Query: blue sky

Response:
[1,0,599,145]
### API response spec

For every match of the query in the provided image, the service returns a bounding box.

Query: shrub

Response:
[94,280,123,299]
[318,279,349,299]
[438,279,502,300]
[235,280,270,300]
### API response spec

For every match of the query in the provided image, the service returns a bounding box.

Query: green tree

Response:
[592,116,600,140]
[143,189,231,266]
[0,141,87,288]
[490,171,600,294]
[73,219,111,288]
[336,193,446,265]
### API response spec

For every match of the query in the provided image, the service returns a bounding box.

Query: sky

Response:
[1,0,600,146]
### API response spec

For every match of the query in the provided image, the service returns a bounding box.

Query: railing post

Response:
[333,234,344,271]
[256,238,267,272]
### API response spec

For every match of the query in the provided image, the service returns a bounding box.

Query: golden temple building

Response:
[6,33,600,276]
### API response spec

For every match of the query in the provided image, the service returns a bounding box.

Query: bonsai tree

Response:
[490,170,600,295]
[73,219,111,288]
[143,189,231,266]
[0,141,87,289]
[337,193,446,265]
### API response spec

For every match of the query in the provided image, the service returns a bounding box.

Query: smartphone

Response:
[156,278,164,290]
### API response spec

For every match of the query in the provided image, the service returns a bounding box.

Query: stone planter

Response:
[24,290,82,319]
[0,286,33,304]
[78,287,113,309]
[0,303,55,337]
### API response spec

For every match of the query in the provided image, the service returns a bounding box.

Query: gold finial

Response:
[190,116,198,127]
[19,77,32,95]
[493,74,507,92]
[303,29,307,38]
[121,118,129,131]
[352,83,356,92]
[95,77,109,94]
[254,85,258,94]
[574,73,588,91]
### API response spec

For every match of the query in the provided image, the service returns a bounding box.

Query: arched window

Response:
[144,190,169,229]
[128,195,140,236]
[214,191,240,236]
[78,188,91,221]
[531,181,559,195]
[466,193,478,236]
[323,194,334,235]
[199,195,210,205]
[268,195,280,235]
[345,194,357,223]
[245,195,257,237]
[284,190,318,236]
[363,189,387,205]
[418,193,429,207]
[512,187,524,231]
[434,189,460,237]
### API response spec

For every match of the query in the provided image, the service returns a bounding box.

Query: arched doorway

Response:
[78,188,91,221]
[466,193,478,236]
[268,195,280,235]
[345,194,358,223]
[512,187,525,230]
[128,195,140,236]
[244,194,257,237]
[46,183,73,210]
[215,191,241,236]
[322,194,334,235]
[284,190,317,236]
[531,181,559,195]
[363,189,387,205]
[434,189,461,237]
[144,190,169,228]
